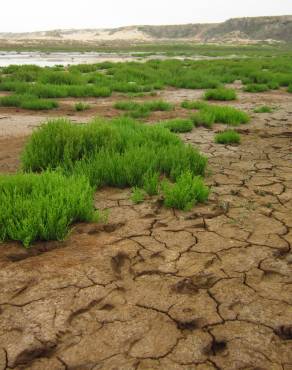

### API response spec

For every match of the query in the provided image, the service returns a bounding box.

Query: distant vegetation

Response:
[1,56,292,110]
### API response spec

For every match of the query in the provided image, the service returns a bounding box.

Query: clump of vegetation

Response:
[181,100,208,110]
[75,102,90,111]
[215,130,241,144]
[2,57,292,110]
[0,172,99,247]
[21,116,208,194]
[160,118,194,133]
[142,171,160,195]
[287,84,292,93]
[190,102,249,126]
[131,187,145,204]
[0,94,58,110]
[162,171,209,211]
[253,105,274,113]
[114,100,173,118]
[204,88,237,101]
[191,111,215,128]
[244,84,269,93]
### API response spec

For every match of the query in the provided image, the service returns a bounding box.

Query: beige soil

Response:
[0,88,291,370]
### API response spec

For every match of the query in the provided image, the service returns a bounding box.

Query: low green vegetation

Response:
[142,171,160,195]
[1,55,292,110]
[75,102,90,111]
[215,130,241,144]
[160,118,194,133]
[162,171,209,211]
[204,88,237,101]
[253,105,274,113]
[244,84,270,93]
[185,101,249,127]
[0,172,99,247]
[114,100,173,118]
[22,116,208,191]
[181,100,207,110]
[0,94,58,110]
[288,85,292,93]
[191,111,215,128]
[1,116,209,245]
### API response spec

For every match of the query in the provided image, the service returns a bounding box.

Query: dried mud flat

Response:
[0,89,292,370]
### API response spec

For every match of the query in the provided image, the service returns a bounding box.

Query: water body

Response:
[0,51,243,67]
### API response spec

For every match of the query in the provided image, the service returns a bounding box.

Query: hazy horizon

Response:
[0,0,291,33]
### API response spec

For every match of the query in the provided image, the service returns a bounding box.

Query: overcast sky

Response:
[1,0,292,32]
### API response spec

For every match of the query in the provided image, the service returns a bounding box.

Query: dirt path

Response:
[0,92,292,369]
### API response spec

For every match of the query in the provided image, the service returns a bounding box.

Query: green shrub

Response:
[204,88,237,101]
[162,171,209,211]
[244,84,269,93]
[75,102,90,111]
[131,187,145,204]
[0,172,99,247]
[253,105,273,113]
[160,118,194,133]
[215,130,241,144]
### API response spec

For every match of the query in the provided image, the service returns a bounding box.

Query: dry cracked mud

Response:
[0,89,292,369]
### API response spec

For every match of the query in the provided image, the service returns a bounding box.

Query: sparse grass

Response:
[253,105,274,113]
[131,187,145,204]
[215,130,241,144]
[75,102,90,111]
[0,171,99,247]
[204,88,237,101]
[162,171,209,211]
[160,118,194,133]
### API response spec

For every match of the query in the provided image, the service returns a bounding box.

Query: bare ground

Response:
[0,89,292,370]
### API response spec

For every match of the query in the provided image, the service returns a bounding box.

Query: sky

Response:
[0,0,292,32]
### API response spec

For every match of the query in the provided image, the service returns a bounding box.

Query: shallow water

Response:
[0,51,243,67]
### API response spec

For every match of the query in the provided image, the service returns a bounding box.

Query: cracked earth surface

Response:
[0,90,292,369]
